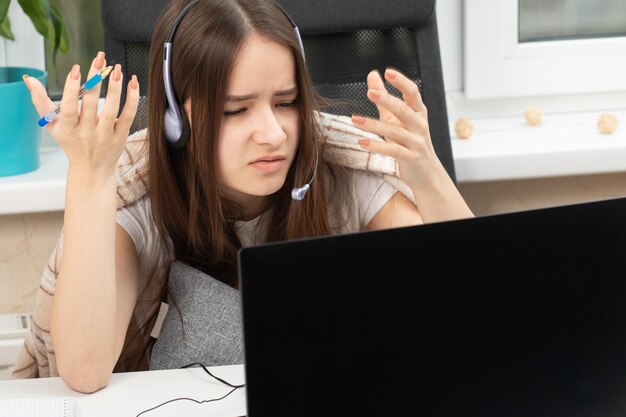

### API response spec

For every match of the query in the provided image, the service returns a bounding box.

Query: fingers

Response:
[354,68,428,140]
[352,85,429,146]
[80,51,107,127]
[352,115,418,151]
[59,64,82,128]
[367,88,418,130]
[357,137,413,163]
[22,75,55,117]
[355,86,428,138]
[366,70,393,122]
[114,75,140,136]
[384,68,425,113]
[99,64,124,131]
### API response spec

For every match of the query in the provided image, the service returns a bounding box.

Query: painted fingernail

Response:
[113,64,122,81]
[385,68,397,80]
[131,74,138,90]
[358,139,371,148]
[94,51,105,69]
[22,75,31,91]
[352,115,366,126]
[70,64,80,80]
[368,90,382,100]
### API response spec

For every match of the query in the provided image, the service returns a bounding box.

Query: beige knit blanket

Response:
[11,112,413,379]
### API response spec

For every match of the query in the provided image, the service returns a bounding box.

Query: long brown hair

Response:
[147,0,333,287]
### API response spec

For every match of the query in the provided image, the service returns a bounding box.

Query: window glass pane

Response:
[45,0,104,99]
[519,0,626,43]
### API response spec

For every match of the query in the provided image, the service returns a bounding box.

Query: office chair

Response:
[102,0,455,181]
[277,0,455,181]
[101,0,168,134]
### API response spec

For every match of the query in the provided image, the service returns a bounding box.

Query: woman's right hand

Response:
[23,51,140,176]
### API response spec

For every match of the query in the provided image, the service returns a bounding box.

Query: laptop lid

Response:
[239,197,626,417]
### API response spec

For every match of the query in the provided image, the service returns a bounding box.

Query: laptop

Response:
[238,196,626,417]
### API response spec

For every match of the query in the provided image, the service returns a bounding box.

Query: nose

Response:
[251,107,288,146]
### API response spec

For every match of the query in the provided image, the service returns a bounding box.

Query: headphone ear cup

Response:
[175,117,191,149]
[164,105,182,147]
[172,102,191,149]
[163,103,190,149]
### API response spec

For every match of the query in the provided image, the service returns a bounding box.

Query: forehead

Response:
[227,34,296,94]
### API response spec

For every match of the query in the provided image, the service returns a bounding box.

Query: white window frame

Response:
[0,1,45,69]
[464,0,626,100]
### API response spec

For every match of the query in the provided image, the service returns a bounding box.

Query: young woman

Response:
[21,0,472,392]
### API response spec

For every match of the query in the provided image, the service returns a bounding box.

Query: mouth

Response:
[250,156,286,172]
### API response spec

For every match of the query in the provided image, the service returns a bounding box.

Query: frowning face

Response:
[217,34,300,217]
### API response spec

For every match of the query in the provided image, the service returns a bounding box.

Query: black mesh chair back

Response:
[102,0,454,180]
[303,28,423,118]
[101,0,168,134]
[278,0,455,180]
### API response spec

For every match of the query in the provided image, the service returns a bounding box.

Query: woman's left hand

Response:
[351,68,444,190]
[352,68,474,222]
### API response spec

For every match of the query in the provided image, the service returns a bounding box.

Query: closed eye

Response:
[277,100,299,108]
[224,108,246,117]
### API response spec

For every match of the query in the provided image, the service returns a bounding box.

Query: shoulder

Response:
[115,128,150,209]
[118,193,153,220]
[116,195,159,255]
[322,164,399,232]
[116,195,171,290]
[322,163,396,197]
[316,112,401,182]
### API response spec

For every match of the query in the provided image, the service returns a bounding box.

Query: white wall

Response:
[0,1,45,69]
[436,0,464,93]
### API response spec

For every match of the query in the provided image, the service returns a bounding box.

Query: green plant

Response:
[0,0,70,64]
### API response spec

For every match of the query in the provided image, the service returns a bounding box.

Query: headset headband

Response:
[163,0,305,148]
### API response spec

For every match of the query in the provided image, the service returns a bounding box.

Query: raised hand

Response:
[351,68,443,191]
[352,68,473,222]
[22,52,140,176]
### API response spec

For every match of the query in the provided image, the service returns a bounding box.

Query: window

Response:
[464,0,626,99]
[0,0,103,99]
[45,0,104,99]
[519,0,626,42]
[1,1,45,69]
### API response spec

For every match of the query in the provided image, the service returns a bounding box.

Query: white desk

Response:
[0,365,246,417]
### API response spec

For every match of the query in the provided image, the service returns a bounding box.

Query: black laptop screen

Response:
[239,197,626,417]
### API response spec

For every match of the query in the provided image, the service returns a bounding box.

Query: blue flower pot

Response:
[0,67,48,176]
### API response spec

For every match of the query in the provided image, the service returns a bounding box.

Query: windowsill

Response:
[0,146,68,215]
[451,108,626,182]
[2,109,626,215]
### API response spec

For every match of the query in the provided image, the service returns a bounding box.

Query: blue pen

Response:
[38,65,114,127]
